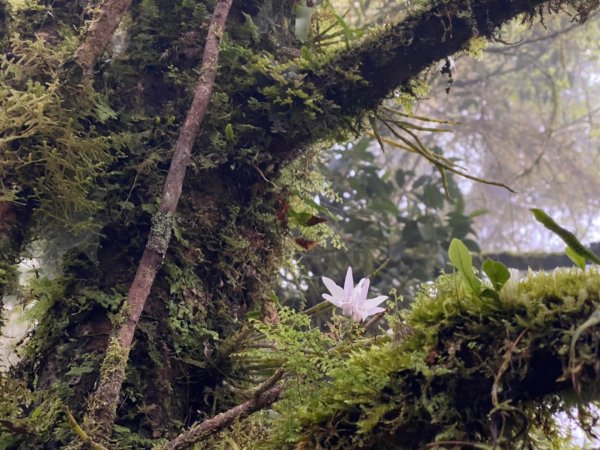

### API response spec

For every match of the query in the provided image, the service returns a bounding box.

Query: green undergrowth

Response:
[0,35,116,235]
[223,268,600,449]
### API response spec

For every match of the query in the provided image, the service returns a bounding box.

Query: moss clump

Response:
[237,268,600,449]
[0,35,115,237]
[97,337,128,380]
[147,212,174,256]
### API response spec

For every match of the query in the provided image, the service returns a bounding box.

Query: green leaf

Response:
[480,288,500,301]
[566,246,586,270]
[294,5,315,42]
[530,208,600,264]
[65,364,95,376]
[482,259,510,291]
[448,238,481,295]
[225,123,234,142]
[93,97,118,123]
[423,184,445,209]
[469,208,488,218]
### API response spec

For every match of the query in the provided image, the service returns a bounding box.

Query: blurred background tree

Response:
[281,0,600,313]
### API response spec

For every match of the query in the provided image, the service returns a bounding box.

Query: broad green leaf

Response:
[423,184,445,209]
[566,246,586,270]
[448,238,481,295]
[65,364,95,376]
[480,288,500,301]
[530,208,600,264]
[482,259,510,291]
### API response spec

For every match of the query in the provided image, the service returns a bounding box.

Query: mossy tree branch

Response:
[264,0,598,159]
[274,270,600,449]
[82,0,234,442]
[484,242,600,270]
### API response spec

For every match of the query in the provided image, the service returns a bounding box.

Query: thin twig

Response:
[491,328,528,407]
[425,440,492,449]
[161,369,285,450]
[63,407,108,450]
[83,0,234,441]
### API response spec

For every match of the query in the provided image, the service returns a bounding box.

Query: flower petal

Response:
[353,278,369,307]
[363,295,388,310]
[361,306,385,321]
[322,276,344,298]
[322,293,343,307]
[344,267,354,299]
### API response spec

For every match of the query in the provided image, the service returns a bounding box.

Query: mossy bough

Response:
[263,269,600,449]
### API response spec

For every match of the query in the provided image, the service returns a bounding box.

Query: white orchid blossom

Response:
[321,267,388,322]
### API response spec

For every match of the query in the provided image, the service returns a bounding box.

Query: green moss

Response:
[239,268,600,449]
[0,373,72,448]
[0,35,115,238]
[98,337,129,380]
[147,212,174,256]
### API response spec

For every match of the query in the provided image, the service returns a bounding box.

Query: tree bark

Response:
[83,0,234,441]
[161,369,285,450]
[263,0,585,160]
[75,0,135,72]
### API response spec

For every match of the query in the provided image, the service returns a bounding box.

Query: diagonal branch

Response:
[75,0,134,72]
[82,0,234,441]
[266,0,597,160]
[161,369,286,450]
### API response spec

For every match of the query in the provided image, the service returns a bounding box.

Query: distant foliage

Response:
[282,137,481,310]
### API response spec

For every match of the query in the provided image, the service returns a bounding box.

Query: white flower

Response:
[321,267,388,322]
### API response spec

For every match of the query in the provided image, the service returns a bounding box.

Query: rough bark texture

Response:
[263,0,570,158]
[84,0,234,441]
[75,0,134,72]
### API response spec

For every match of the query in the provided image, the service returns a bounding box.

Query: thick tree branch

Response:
[484,242,600,270]
[268,0,596,158]
[83,0,234,441]
[286,270,600,449]
[74,0,134,72]
[161,369,285,450]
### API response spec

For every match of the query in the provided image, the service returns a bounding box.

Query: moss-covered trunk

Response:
[2,2,294,445]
